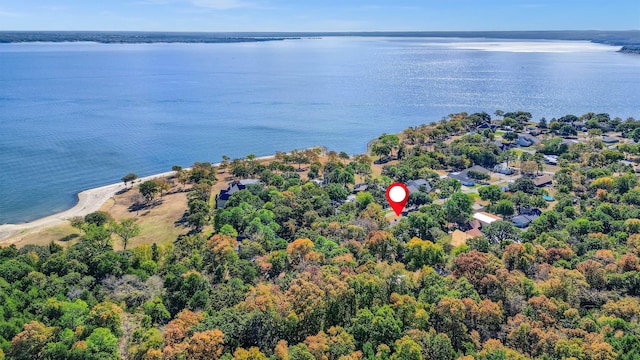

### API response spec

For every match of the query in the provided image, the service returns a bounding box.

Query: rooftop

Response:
[473,212,502,224]
[533,174,554,187]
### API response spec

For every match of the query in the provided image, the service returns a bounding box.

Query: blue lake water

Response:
[1,37,639,224]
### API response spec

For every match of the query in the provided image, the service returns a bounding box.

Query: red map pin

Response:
[386,183,409,216]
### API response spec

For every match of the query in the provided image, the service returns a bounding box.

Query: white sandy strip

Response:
[0,148,318,244]
[0,171,177,243]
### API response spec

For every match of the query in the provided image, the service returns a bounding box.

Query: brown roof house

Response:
[533,174,553,187]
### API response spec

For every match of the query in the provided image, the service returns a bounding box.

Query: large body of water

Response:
[1,37,639,224]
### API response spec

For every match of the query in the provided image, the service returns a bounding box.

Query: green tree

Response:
[83,328,120,359]
[139,180,160,203]
[444,192,473,226]
[494,199,515,217]
[479,185,503,205]
[122,173,138,187]
[85,211,111,227]
[187,199,211,232]
[391,336,423,360]
[109,218,140,250]
[503,131,518,142]
[405,237,445,270]
[482,220,520,243]
[325,183,349,202]
[356,191,375,211]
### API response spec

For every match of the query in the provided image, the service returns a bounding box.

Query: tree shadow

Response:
[174,211,189,227]
[128,199,163,213]
[60,233,79,242]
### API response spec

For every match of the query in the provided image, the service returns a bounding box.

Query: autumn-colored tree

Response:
[539,267,588,307]
[184,329,225,360]
[545,247,575,264]
[144,349,163,360]
[502,243,535,275]
[286,278,326,331]
[287,238,314,266]
[208,234,239,265]
[233,346,269,359]
[163,310,205,346]
[476,339,528,360]
[526,295,560,326]
[326,326,357,359]
[601,297,640,321]
[475,299,504,341]
[8,321,54,360]
[364,230,398,262]
[617,253,639,272]
[274,340,289,360]
[433,297,468,350]
[240,283,289,316]
[304,331,329,360]
[576,260,607,289]
[452,250,503,287]
[86,301,123,337]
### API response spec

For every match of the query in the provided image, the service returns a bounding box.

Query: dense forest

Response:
[1,111,640,359]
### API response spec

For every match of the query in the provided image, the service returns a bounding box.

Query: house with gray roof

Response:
[407,179,432,194]
[216,179,263,209]
[448,165,492,186]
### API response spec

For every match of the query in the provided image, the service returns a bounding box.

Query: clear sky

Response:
[0,0,638,32]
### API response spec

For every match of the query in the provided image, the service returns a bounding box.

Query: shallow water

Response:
[1,37,639,223]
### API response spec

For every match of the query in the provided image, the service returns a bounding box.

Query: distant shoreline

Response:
[0,30,639,46]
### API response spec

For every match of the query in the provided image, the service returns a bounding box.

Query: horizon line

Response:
[1,29,640,33]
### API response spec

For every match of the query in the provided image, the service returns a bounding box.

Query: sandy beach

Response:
[0,171,177,243]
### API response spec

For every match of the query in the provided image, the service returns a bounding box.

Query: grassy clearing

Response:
[7,223,81,248]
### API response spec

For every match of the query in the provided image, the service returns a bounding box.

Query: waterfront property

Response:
[216,179,262,209]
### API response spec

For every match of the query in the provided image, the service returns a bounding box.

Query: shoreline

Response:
[0,149,320,244]
[0,170,177,243]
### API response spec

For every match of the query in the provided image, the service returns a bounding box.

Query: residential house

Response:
[353,183,369,193]
[473,212,502,227]
[533,174,553,187]
[216,179,262,209]
[466,228,483,238]
[512,209,542,228]
[448,165,492,186]
[406,179,432,194]
[494,162,516,175]
[572,122,587,132]
[601,135,619,144]
[517,134,541,147]
[476,123,499,131]
[516,137,535,147]
[451,229,483,247]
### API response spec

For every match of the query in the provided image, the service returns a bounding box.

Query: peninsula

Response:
[1,111,640,359]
